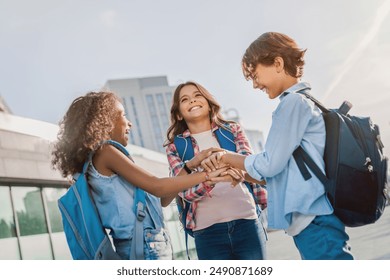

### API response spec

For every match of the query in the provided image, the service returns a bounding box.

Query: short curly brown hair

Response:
[51,91,122,178]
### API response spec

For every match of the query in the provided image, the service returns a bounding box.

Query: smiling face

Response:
[249,58,287,99]
[110,101,132,146]
[178,84,211,122]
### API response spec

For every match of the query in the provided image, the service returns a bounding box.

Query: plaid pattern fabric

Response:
[166,122,267,229]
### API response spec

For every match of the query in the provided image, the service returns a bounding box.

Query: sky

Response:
[1,0,390,155]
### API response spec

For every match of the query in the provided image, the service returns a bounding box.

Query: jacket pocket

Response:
[144,228,173,260]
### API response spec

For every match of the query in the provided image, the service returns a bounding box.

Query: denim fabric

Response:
[88,163,173,259]
[293,214,354,260]
[114,228,173,260]
[193,218,267,260]
[88,164,167,237]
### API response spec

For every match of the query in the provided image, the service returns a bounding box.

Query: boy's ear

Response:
[274,57,284,73]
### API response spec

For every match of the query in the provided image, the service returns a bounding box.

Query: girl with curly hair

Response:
[164,81,267,260]
[52,91,228,260]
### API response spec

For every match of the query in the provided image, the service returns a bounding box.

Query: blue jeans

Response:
[293,214,354,260]
[114,228,173,260]
[193,218,267,260]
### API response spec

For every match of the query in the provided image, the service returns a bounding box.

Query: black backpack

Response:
[293,92,388,227]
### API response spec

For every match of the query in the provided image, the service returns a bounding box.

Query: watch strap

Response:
[183,161,192,174]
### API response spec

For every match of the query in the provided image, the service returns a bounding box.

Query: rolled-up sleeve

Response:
[245,154,265,182]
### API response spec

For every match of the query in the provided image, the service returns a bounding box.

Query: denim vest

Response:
[87,164,165,240]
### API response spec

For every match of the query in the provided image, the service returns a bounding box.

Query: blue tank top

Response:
[87,163,165,240]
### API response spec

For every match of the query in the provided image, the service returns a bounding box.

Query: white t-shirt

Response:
[286,213,316,236]
[191,130,258,231]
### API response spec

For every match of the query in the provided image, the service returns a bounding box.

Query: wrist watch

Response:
[183,160,192,174]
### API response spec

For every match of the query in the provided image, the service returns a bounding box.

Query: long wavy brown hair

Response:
[51,91,122,178]
[165,81,232,145]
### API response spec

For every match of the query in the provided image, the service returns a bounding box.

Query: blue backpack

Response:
[293,91,388,227]
[173,125,264,258]
[58,140,146,260]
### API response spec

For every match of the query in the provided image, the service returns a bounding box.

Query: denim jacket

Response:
[244,82,333,230]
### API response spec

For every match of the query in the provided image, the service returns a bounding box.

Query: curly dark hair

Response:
[51,91,122,178]
[242,32,307,80]
[165,81,232,145]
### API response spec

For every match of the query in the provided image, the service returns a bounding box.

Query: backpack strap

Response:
[173,135,195,260]
[101,140,146,260]
[297,90,330,114]
[293,146,328,185]
[292,91,330,187]
[214,126,236,151]
[130,187,146,260]
[104,139,130,156]
[174,136,195,161]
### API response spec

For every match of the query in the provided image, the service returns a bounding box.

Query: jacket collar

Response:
[279,81,311,100]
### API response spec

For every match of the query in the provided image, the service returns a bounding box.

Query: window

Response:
[12,187,48,236]
[42,188,66,233]
[156,93,169,132]
[0,186,20,259]
[146,94,164,151]
[42,187,71,259]
[165,91,173,105]
[131,97,145,147]
[0,187,16,238]
[11,186,53,259]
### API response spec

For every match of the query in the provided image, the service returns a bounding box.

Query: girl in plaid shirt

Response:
[165,81,267,260]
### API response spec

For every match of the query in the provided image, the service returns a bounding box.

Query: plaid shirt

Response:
[165,122,267,229]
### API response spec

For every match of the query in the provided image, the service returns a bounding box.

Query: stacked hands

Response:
[185,147,241,187]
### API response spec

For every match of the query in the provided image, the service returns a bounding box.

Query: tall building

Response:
[104,76,174,153]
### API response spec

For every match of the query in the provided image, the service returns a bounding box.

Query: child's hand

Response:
[200,150,227,172]
[210,167,244,187]
[204,167,227,185]
[186,147,224,170]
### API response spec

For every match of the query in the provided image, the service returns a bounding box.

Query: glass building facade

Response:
[0,182,196,260]
[0,184,70,260]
